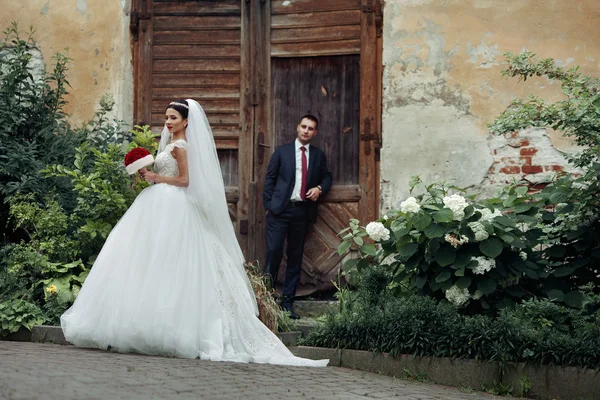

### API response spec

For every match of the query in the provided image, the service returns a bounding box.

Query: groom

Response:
[262,115,332,319]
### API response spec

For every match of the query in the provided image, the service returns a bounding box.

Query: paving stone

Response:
[0,341,506,399]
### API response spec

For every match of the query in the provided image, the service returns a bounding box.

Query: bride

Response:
[60,99,327,367]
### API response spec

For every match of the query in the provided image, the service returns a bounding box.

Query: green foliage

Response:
[338,177,554,314]
[488,52,600,299]
[489,51,600,169]
[302,277,600,369]
[0,298,45,336]
[0,22,85,236]
[0,22,162,336]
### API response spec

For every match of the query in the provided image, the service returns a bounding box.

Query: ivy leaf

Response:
[424,223,446,239]
[515,186,528,196]
[477,277,497,295]
[415,275,427,289]
[412,213,432,230]
[546,289,564,302]
[343,258,360,270]
[434,246,456,267]
[432,208,454,223]
[337,240,352,255]
[456,277,472,289]
[564,291,584,308]
[453,252,472,269]
[553,266,576,277]
[514,203,531,214]
[495,216,516,227]
[435,270,452,283]
[479,238,503,258]
[360,244,377,256]
[398,242,419,259]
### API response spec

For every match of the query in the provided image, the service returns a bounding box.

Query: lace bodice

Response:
[155,139,187,177]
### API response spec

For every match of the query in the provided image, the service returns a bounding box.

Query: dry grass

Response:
[244,261,281,333]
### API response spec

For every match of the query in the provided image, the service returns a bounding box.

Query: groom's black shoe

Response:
[281,304,301,320]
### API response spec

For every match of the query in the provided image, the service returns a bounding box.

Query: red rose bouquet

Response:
[124,147,155,175]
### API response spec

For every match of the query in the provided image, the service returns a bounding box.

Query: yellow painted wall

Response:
[1,0,133,125]
[381,0,600,208]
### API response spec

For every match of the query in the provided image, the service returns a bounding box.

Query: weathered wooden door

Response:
[131,0,382,296]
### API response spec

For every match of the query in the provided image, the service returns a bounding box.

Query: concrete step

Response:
[3,325,313,348]
[293,300,339,318]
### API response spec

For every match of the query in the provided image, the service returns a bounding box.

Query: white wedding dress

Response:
[61,139,327,367]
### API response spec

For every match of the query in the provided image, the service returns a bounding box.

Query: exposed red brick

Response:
[500,166,521,174]
[507,138,530,148]
[520,147,538,156]
[522,165,543,174]
[520,156,532,165]
[509,131,519,138]
[545,165,564,172]
[500,157,519,165]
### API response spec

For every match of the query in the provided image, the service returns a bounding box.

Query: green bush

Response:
[0,22,160,334]
[0,298,45,336]
[337,177,559,314]
[303,268,600,369]
[0,23,85,240]
[488,51,600,297]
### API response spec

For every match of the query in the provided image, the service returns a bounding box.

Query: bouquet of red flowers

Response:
[124,147,155,175]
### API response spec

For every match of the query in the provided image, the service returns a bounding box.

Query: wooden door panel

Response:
[276,201,359,296]
[271,0,361,14]
[272,56,360,184]
[270,55,360,295]
[133,0,382,290]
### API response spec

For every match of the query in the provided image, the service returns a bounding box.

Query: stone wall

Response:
[381,0,600,211]
[0,0,133,125]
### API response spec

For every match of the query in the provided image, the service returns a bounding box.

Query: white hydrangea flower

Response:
[467,221,489,242]
[400,196,421,213]
[445,285,470,307]
[444,233,469,248]
[472,290,483,300]
[478,207,503,223]
[443,194,469,221]
[471,256,496,275]
[383,215,389,221]
[519,251,527,261]
[365,221,390,242]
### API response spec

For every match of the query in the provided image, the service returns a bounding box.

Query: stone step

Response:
[293,300,339,318]
[3,325,313,348]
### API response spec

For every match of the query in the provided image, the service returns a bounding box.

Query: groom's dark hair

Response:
[299,114,318,129]
[166,99,189,119]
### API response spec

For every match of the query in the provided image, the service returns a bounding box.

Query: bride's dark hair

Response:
[166,99,189,119]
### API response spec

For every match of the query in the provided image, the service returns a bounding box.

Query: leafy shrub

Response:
[0,298,45,336]
[488,51,600,300]
[303,288,600,369]
[0,23,85,240]
[337,177,564,314]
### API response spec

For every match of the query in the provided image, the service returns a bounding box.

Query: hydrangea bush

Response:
[338,177,584,313]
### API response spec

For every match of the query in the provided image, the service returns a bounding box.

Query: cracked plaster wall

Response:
[1,0,133,125]
[381,0,600,212]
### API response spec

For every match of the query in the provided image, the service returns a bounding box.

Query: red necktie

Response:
[300,146,307,200]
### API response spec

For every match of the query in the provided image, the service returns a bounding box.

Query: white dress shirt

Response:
[290,139,310,202]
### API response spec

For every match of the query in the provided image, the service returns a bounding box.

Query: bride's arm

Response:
[140,147,189,187]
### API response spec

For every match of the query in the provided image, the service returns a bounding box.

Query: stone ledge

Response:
[290,346,600,400]
[4,325,303,347]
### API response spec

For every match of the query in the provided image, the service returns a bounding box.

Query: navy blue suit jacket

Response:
[263,142,332,223]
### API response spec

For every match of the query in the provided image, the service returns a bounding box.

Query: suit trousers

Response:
[264,202,309,307]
